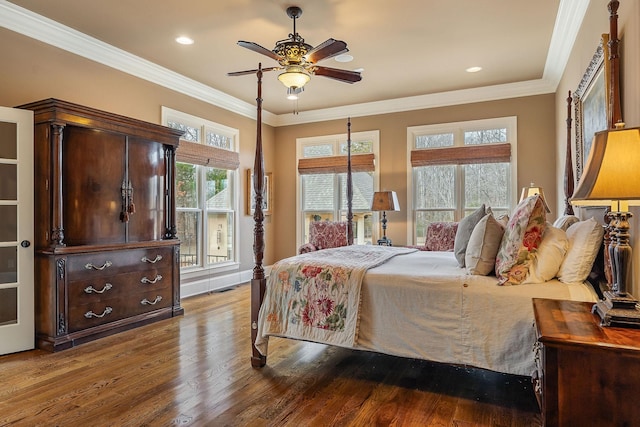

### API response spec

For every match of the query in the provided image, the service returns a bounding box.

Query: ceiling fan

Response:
[227,6,362,94]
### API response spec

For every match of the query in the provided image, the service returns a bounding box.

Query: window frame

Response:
[161,107,240,279]
[296,130,380,247]
[406,117,517,244]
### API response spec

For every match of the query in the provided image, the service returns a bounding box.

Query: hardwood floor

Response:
[0,284,542,426]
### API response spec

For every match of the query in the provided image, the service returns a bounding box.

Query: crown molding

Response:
[271,78,558,126]
[543,0,590,85]
[0,0,277,125]
[0,0,585,128]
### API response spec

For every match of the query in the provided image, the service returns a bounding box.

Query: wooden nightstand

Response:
[532,298,640,427]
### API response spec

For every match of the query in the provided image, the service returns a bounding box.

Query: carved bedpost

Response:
[603,0,620,289]
[346,118,354,245]
[608,0,622,128]
[251,64,267,368]
[564,91,575,215]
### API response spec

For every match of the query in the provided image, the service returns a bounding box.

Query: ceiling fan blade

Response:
[237,41,283,62]
[312,66,362,83]
[305,38,348,63]
[227,67,280,77]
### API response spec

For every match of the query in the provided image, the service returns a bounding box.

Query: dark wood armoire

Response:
[19,98,184,351]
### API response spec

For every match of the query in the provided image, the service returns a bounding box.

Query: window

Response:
[408,117,517,245]
[297,131,379,246]
[162,107,239,271]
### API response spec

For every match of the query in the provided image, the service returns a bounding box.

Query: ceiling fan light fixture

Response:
[287,86,304,100]
[278,66,311,88]
[229,6,362,89]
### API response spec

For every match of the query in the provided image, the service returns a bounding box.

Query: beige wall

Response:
[7,5,630,291]
[0,27,277,274]
[555,0,640,297]
[273,94,556,261]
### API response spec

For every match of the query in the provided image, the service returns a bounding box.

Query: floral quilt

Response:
[255,245,416,355]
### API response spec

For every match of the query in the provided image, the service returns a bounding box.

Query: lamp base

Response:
[593,291,640,328]
[377,236,392,246]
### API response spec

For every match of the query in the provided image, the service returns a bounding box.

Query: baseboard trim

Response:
[180,266,271,298]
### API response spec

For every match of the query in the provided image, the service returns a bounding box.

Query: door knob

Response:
[20,240,30,248]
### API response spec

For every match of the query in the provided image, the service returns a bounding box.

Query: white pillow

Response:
[557,218,604,284]
[553,215,580,231]
[465,214,505,276]
[523,224,569,283]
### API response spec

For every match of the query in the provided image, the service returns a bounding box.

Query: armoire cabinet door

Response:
[127,137,167,242]
[62,126,126,246]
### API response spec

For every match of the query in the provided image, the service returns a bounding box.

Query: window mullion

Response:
[334,173,341,220]
[456,164,464,220]
[198,166,207,267]
[454,130,463,220]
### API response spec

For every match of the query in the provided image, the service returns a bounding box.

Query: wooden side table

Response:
[532,298,640,427]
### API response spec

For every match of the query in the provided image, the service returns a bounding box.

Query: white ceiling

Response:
[1,0,588,126]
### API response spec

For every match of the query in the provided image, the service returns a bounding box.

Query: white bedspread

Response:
[356,251,597,376]
[257,250,597,376]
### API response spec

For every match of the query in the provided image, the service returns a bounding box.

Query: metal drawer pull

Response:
[141,296,163,305]
[84,307,113,318]
[141,255,163,264]
[141,275,163,284]
[84,283,113,294]
[84,261,112,271]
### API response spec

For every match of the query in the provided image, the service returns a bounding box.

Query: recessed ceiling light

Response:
[176,36,194,45]
[466,66,482,73]
[335,54,353,63]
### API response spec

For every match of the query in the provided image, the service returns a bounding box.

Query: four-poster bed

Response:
[247,67,603,377]
[247,2,621,376]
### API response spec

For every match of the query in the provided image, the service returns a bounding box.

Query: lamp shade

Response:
[519,182,550,213]
[278,65,311,89]
[571,127,640,211]
[371,191,400,212]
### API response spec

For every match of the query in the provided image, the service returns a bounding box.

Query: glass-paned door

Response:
[0,106,34,355]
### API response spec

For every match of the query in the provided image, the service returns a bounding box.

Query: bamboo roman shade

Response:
[410,143,510,167]
[298,153,375,175]
[176,140,240,170]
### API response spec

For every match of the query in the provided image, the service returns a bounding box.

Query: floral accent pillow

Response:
[298,243,318,254]
[424,221,459,251]
[309,221,348,250]
[495,195,546,285]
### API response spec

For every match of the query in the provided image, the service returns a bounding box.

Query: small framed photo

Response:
[246,169,272,215]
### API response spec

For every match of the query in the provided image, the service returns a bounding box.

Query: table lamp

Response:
[371,191,400,246]
[519,182,551,213]
[571,126,640,327]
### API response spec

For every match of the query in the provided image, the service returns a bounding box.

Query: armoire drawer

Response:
[68,287,173,332]
[67,267,173,304]
[66,247,174,280]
